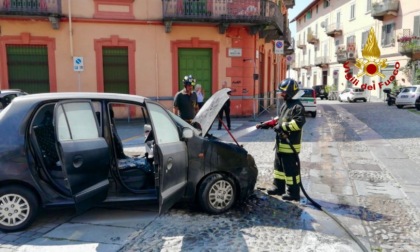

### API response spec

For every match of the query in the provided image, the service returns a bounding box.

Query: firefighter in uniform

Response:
[257,78,306,201]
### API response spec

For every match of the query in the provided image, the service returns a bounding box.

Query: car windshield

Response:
[169,111,200,135]
[301,89,314,97]
[401,87,417,93]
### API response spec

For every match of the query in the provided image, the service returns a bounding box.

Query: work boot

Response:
[267,187,285,195]
[267,179,285,195]
[282,185,300,201]
[281,193,300,201]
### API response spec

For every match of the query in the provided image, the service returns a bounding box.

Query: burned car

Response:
[0,89,257,232]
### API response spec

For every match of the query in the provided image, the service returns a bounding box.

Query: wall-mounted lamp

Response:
[49,16,60,30]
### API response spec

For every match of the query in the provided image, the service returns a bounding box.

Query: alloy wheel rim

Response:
[0,194,30,227]
[208,180,233,210]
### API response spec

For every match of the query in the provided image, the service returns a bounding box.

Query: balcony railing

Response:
[315,56,330,67]
[283,0,295,9]
[297,39,306,49]
[163,0,285,35]
[307,30,319,44]
[0,0,61,16]
[371,0,399,21]
[326,23,343,37]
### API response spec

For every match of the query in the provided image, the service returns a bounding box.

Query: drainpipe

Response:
[156,52,159,101]
[68,0,74,57]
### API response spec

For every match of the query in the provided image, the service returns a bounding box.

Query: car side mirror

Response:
[182,128,194,140]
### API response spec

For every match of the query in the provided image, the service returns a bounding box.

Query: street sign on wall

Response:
[73,57,84,72]
[274,40,284,54]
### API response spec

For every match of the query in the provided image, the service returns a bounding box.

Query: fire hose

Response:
[256,118,369,252]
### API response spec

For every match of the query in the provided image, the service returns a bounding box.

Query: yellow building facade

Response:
[0,0,294,116]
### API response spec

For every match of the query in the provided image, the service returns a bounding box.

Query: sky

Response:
[288,1,309,38]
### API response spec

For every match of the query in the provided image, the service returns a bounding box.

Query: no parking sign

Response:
[274,40,284,54]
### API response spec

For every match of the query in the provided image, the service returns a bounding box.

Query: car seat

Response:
[33,110,60,169]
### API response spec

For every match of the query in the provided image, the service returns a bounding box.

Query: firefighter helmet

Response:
[183,75,196,86]
[278,78,299,99]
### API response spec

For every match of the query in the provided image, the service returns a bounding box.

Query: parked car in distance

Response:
[299,88,317,118]
[395,85,420,109]
[0,89,258,232]
[313,85,328,100]
[0,89,27,112]
[338,88,367,102]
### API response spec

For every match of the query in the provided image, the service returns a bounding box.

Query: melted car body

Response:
[0,90,257,232]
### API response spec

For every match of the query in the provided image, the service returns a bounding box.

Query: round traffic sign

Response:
[276,41,283,48]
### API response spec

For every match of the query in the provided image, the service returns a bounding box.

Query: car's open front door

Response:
[146,102,188,214]
[54,100,110,213]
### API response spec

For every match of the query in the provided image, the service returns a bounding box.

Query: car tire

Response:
[0,185,39,232]
[347,97,352,103]
[416,105,420,111]
[311,112,316,118]
[396,105,403,109]
[363,99,367,102]
[198,174,236,214]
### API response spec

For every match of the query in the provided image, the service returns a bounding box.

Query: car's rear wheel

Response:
[347,97,352,102]
[0,185,39,232]
[198,174,236,214]
[396,105,403,109]
[311,112,316,118]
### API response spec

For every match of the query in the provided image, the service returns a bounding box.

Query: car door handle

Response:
[166,157,173,173]
[73,155,83,168]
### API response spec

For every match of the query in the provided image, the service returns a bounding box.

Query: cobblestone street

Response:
[1,101,420,252]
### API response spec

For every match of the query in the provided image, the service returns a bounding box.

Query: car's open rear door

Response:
[146,102,188,214]
[54,100,110,213]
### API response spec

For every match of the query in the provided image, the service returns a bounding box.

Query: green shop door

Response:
[6,45,50,93]
[178,48,212,100]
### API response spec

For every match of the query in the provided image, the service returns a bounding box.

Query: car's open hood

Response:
[192,88,231,136]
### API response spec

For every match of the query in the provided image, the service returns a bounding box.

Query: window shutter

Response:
[361,31,369,48]
[414,16,420,36]
[381,25,386,46]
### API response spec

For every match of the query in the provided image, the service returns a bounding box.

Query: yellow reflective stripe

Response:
[278,143,301,153]
[282,122,288,131]
[274,170,285,180]
[285,175,301,185]
[289,120,300,131]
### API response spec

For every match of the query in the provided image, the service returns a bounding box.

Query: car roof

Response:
[13,92,146,104]
[0,89,24,97]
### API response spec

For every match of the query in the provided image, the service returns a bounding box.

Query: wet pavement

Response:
[2,99,420,251]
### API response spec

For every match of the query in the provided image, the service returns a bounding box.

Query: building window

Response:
[381,23,395,46]
[324,0,330,8]
[361,30,369,48]
[306,10,312,20]
[414,15,420,36]
[366,0,372,12]
[350,3,356,20]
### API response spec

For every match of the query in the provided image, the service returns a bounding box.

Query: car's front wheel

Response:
[311,112,316,118]
[198,174,236,214]
[0,185,39,232]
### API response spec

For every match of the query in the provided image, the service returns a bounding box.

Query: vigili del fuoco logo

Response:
[343,27,400,91]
